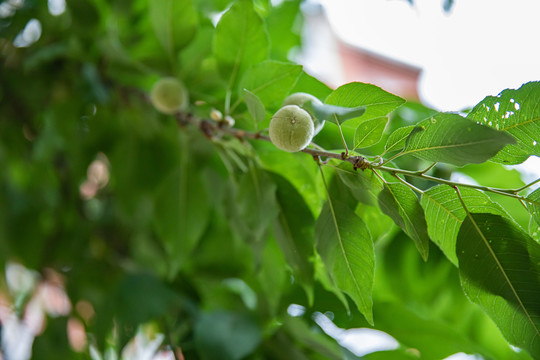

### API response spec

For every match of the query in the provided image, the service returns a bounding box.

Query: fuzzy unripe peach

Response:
[150,77,189,114]
[282,92,325,134]
[269,105,314,152]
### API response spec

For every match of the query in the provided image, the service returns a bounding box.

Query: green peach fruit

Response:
[150,77,188,114]
[269,105,314,152]
[282,92,325,134]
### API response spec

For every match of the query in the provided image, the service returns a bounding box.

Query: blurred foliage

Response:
[0,1,539,359]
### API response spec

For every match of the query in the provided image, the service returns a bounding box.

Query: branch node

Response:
[352,156,369,171]
[235,130,246,142]
[199,120,215,139]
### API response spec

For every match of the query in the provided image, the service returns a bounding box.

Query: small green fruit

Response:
[282,92,325,134]
[150,77,188,114]
[269,105,314,152]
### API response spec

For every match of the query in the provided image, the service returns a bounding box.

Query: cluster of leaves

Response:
[1,0,540,359]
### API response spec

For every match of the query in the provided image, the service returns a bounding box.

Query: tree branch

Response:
[174,111,370,170]
[168,103,537,203]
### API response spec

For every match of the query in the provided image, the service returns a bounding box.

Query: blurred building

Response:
[338,41,420,100]
[298,2,421,100]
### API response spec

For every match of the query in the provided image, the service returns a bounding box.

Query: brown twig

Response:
[173,111,370,170]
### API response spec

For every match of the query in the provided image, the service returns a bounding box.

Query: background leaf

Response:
[265,0,303,61]
[402,113,516,166]
[154,163,210,279]
[377,182,429,260]
[226,165,279,243]
[149,0,198,60]
[257,142,324,215]
[420,185,509,265]
[290,71,333,100]
[213,0,269,86]
[457,213,540,357]
[194,311,262,360]
[271,173,315,291]
[315,200,375,324]
[526,187,540,225]
[243,89,266,125]
[238,60,302,110]
[467,81,540,164]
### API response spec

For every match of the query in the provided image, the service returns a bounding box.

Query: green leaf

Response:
[313,252,351,313]
[95,273,180,347]
[467,81,540,164]
[243,89,266,125]
[271,173,314,289]
[257,237,287,314]
[194,311,262,360]
[303,102,366,126]
[526,187,540,226]
[372,302,479,360]
[289,71,333,100]
[179,19,216,80]
[333,163,383,206]
[228,165,279,243]
[355,203,396,243]
[149,0,198,57]
[401,113,516,166]
[283,317,353,360]
[113,273,179,328]
[353,116,388,149]
[257,143,324,216]
[375,233,533,360]
[383,125,415,154]
[530,217,540,243]
[238,60,302,109]
[457,213,540,357]
[362,350,418,360]
[154,166,210,279]
[420,185,508,265]
[315,200,374,324]
[266,0,302,61]
[194,0,231,14]
[213,0,269,85]
[324,82,405,129]
[377,183,429,260]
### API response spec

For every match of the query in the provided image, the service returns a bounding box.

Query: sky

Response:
[317,0,540,112]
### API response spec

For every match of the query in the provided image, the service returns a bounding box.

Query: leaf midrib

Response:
[326,197,364,303]
[496,116,540,131]
[354,120,382,149]
[387,185,426,254]
[227,4,251,89]
[275,200,307,276]
[385,132,411,153]
[251,67,301,96]
[403,137,501,156]
[467,214,540,338]
[166,0,174,57]
[423,191,462,222]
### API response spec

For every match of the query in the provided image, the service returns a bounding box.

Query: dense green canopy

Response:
[1,1,539,359]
